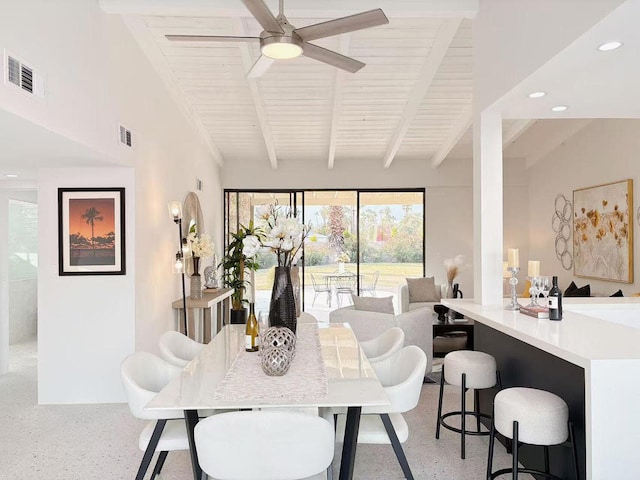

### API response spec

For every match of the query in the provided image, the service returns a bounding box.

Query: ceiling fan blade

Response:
[166,35,259,43]
[294,9,388,42]
[302,42,365,73]
[246,55,274,79]
[241,0,284,34]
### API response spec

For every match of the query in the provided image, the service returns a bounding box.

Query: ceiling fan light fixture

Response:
[261,35,303,60]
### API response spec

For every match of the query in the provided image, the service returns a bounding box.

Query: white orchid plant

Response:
[254,203,310,267]
[187,232,214,259]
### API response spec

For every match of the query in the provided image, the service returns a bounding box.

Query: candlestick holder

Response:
[505,267,520,311]
[527,275,541,307]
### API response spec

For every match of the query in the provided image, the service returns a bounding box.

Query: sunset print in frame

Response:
[58,188,126,275]
[573,179,633,283]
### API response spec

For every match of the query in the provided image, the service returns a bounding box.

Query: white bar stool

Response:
[487,387,580,480]
[435,350,501,459]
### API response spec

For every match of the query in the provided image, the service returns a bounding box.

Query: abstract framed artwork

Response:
[58,188,126,276]
[573,179,633,283]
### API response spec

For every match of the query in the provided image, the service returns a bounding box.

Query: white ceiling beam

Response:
[234,18,278,169]
[525,119,592,168]
[100,0,478,18]
[327,34,351,170]
[122,16,225,166]
[502,119,535,147]
[430,106,472,168]
[382,18,462,168]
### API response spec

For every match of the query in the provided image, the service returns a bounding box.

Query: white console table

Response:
[443,298,640,480]
[172,288,233,342]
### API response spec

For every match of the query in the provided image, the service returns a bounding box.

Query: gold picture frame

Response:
[573,179,633,283]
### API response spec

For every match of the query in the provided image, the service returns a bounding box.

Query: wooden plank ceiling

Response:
[129,8,480,169]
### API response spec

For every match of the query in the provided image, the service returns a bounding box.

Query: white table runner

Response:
[212,323,329,402]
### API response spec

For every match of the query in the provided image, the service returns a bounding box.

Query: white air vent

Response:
[119,125,133,148]
[4,52,43,96]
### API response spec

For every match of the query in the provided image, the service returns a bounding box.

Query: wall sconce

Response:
[169,200,188,335]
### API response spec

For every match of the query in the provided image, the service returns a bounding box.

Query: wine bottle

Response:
[548,276,563,321]
[245,303,259,352]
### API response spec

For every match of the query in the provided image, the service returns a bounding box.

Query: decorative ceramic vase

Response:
[261,326,296,359]
[190,256,203,299]
[268,266,297,333]
[261,346,292,376]
[190,274,203,299]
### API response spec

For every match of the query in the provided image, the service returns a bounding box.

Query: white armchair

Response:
[329,306,433,375]
[399,283,446,313]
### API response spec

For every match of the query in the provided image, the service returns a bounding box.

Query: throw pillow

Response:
[406,277,438,303]
[564,281,578,296]
[565,284,591,297]
[351,295,395,315]
[610,289,624,297]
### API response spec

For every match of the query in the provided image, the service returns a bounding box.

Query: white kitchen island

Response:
[443,298,640,480]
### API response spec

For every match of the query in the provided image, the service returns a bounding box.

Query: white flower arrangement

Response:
[444,254,465,283]
[256,204,310,267]
[187,232,214,259]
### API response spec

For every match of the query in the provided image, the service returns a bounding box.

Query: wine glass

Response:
[527,276,540,307]
[540,276,552,308]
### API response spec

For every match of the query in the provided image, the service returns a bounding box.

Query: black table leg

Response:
[184,409,202,480]
[339,406,362,480]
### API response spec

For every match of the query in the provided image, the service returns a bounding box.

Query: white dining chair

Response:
[121,352,189,480]
[359,326,405,363]
[158,330,205,367]
[336,345,427,480]
[194,410,335,480]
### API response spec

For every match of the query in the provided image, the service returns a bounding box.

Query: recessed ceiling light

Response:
[598,41,623,51]
[4,174,18,178]
[528,91,546,98]
[551,105,568,112]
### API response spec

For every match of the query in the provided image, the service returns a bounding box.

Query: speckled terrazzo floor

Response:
[0,341,528,480]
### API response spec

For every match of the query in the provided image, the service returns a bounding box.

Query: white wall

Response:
[0,191,8,374]
[38,167,135,404]
[529,119,640,296]
[0,1,222,401]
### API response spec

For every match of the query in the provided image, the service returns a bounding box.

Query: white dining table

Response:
[145,321,390,480]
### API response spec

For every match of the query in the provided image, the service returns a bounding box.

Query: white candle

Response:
[528,260,540,277]
[503,261,510,278]
[507,248,519,269]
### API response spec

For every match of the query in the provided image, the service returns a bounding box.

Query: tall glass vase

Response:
[444,280,455,322]
[268,266,297,333]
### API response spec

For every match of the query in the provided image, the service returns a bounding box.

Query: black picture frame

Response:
[58,187,126,276]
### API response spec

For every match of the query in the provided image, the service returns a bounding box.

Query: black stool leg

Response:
[486,406,496,480]
[436,364,445,439]
[569,421,580,480]
[461,373,466,459]
[512,421,519,480]
[544,445,550,475]
[475,388,481,433]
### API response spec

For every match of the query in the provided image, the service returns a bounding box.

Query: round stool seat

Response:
[444,350,496,389]
[494,387,569,446]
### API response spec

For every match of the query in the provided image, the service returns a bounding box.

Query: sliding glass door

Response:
[224,189,424,319]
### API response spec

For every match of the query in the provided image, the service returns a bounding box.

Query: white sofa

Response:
[329,306,433,375]
[399,283,446,313]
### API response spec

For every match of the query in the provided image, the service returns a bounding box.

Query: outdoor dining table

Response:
[145,319,390,480]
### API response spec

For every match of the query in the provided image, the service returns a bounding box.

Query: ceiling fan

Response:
[166,0,389,78]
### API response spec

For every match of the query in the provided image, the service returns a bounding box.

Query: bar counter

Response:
[442,298,640,480]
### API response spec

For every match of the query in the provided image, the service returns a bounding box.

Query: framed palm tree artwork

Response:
[58,188,126,275]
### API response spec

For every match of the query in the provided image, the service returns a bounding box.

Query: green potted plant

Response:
[220,221,262,324]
